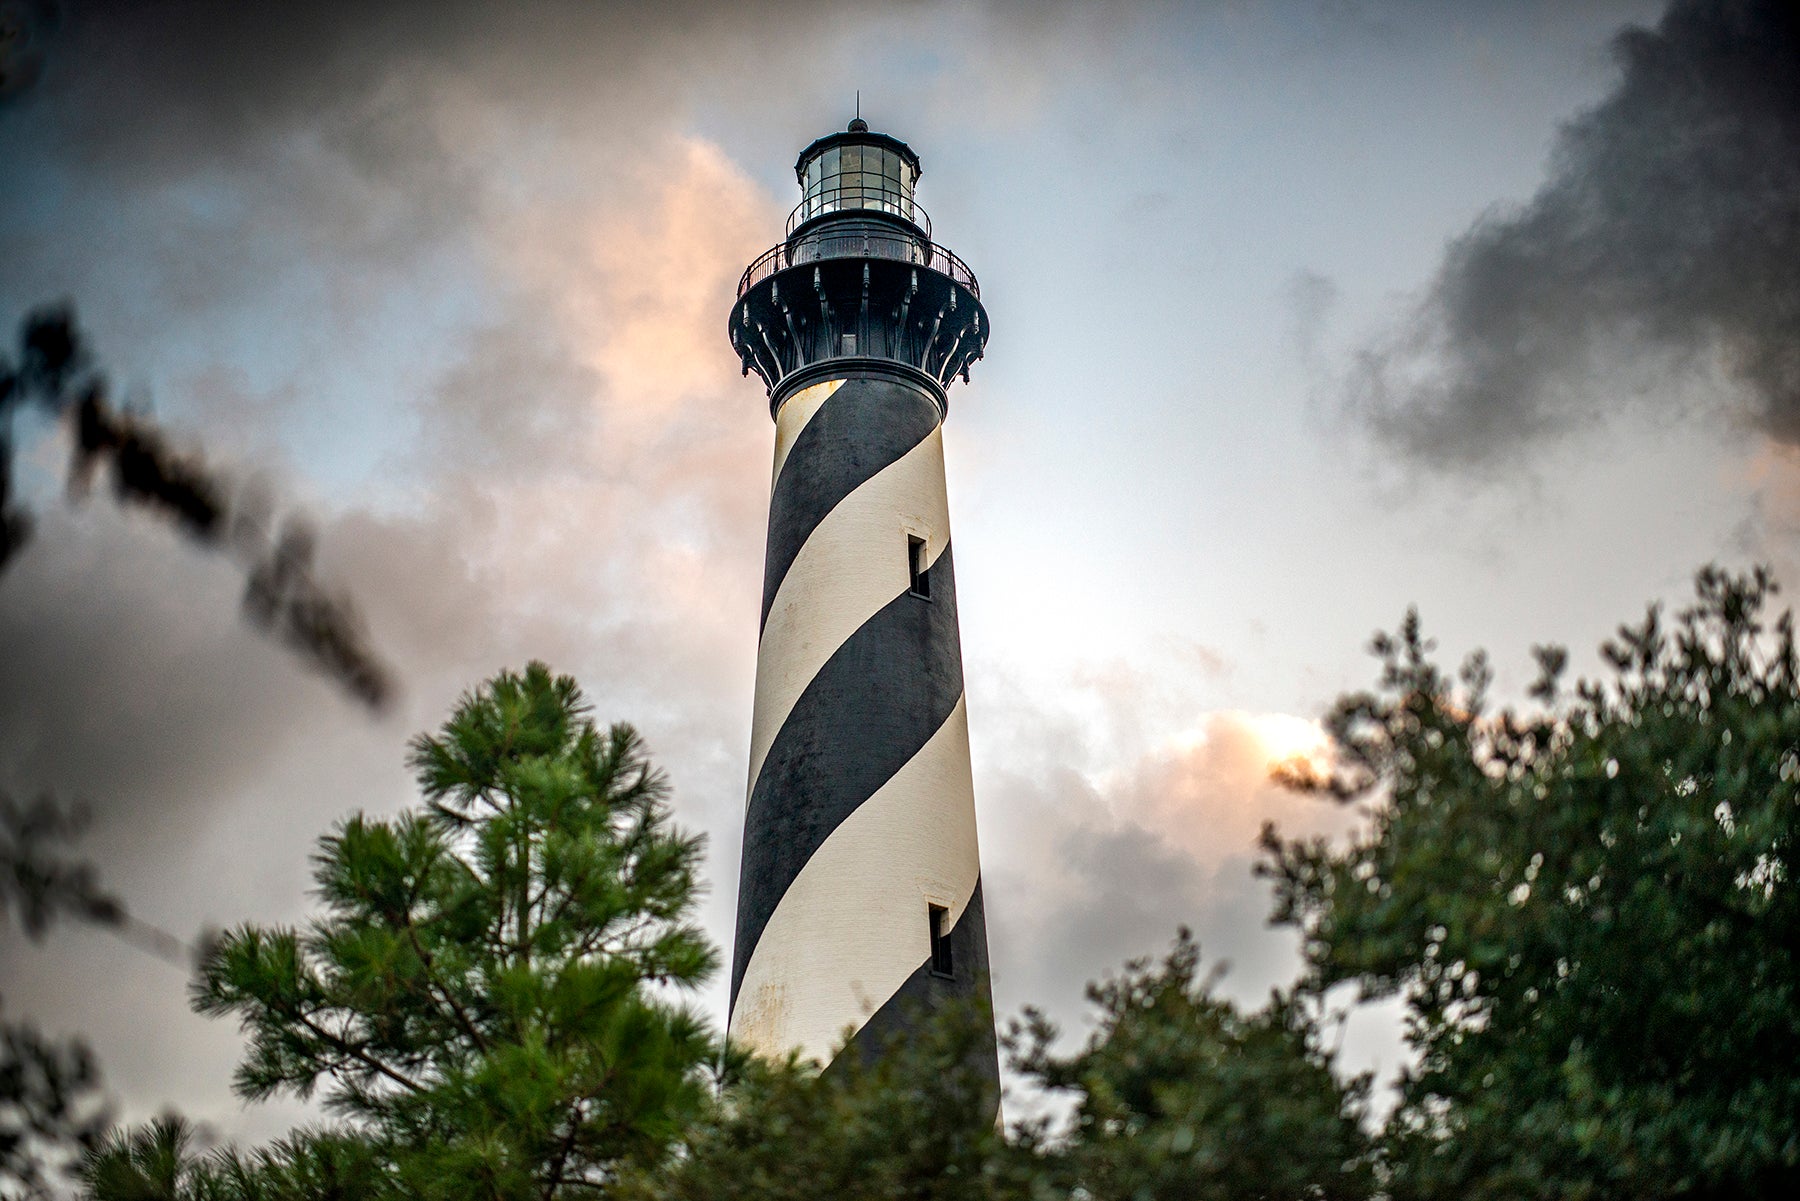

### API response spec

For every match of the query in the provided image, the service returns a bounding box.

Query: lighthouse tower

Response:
[727,120,995,1079]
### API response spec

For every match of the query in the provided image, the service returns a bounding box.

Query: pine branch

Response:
[401,922,489,1054]
[289,1010,426,1097]
[541,1093,597,1201]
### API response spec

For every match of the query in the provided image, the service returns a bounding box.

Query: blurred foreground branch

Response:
[1,793,118,1198]
[2,790,209,1196]
[1,305,394,709]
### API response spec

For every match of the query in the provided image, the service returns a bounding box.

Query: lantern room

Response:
[790,117,925,234]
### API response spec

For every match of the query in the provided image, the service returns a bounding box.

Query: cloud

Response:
[0,123,777,802]
[969,678,1408,1096]
[978,670,1359,1032]
[1349,0,1800,466]
[1101,711,1348,867]
[1,0,1411,1136]
[1284,268,1340,368]
[0,20,785,1125]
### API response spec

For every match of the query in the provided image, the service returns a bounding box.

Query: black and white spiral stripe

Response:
[730,370,992,1070]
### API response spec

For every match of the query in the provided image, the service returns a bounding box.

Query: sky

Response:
[4,0,1799,1142]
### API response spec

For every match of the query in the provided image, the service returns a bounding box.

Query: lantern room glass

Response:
[798,142,918,226]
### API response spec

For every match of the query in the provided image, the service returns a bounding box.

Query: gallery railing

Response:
[739,218,980,300]
[787,181,931,238]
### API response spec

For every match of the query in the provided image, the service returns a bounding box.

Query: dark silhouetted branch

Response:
[1,305,395,710]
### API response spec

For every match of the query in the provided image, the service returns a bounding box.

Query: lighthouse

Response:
[727,119,995,1081]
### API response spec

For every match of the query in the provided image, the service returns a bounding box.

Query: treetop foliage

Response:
[623,994,1016,1201]
[98,663,718,1199]
[1264,565,1800,1199]
[629,934,1373,1201]
[78,568,1800,1200]
[1007,930,1376,1201]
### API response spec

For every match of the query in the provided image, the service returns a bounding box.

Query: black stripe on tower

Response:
[832,877,999,1098]
[760,376,942,630]
[731,543,965,1008]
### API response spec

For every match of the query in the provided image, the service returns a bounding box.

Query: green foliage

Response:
[85,1118,387,1201]
[630,939,1370,1201]
[624,998,1026,1201]
[1264,566,1800,1199]
[89,663,717,1199]
[84,571,1800,1200]
[1014,931,1375,1201]
[83,1116,208,1201]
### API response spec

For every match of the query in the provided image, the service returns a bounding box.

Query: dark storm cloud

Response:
[1352,0,1800,463]
[31,0,903,163]
[41,0,634,171]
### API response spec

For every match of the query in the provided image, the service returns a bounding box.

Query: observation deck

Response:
[737,211,981,303]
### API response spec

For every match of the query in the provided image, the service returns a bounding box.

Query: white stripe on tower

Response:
[769,378,841,487]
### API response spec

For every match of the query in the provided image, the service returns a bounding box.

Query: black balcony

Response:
[739,216,979,301]
[729,218,987,407]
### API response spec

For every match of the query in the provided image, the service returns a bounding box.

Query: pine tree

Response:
[88,663,717,1199]
[1013,931,1375,1201]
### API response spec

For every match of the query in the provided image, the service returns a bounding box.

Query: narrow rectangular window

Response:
[908,535,930,599]
[929,904,954,978]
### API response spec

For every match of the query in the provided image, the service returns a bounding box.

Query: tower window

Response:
[908,535,930,600]
[929,904,954,978]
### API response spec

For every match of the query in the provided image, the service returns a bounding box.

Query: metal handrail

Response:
[738,222,980,300]
[787,183,931,239]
